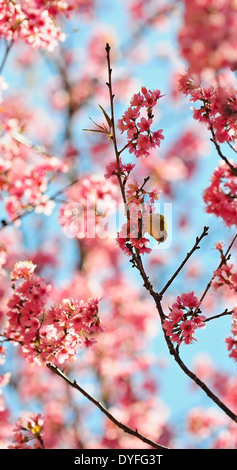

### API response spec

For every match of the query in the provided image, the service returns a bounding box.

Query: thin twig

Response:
[46,363,169,450]
[159,226,209,298]
[105,43,127,207]
[205,309,233,323]
[118,136,137,155]
[227,141,237,155]
[0,39,14,74]
[210,127,237,176]
[37,434,45,449]
[199,233,237,305]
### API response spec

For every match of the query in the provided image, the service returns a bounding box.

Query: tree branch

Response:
[105,43,237,425]
[205,309,233,323]
[46,363,169,450]
[199,233,237,305]
[0,39,14,74]
[159,226,209,298]
[105,43,127,207]
[153,298,237,424]
[210,126,237,176]
[227,141,237,155]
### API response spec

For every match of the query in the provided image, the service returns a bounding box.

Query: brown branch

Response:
[210,127,237,176]
[199,233,237,305]
[205,309,233,323]
[37,434,45,449]
[46,363,169,450]
[106,43,237,425]
[159,226,209,298]
[0,39,14,74]
[118,136,137,155]
[153,298,237,424]
[227,141,237,155]
[105,43,127,207]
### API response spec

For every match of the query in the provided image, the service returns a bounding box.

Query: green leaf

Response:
[82,128,106,133]
[98,105,112,129]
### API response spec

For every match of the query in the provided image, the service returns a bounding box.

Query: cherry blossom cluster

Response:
[0,364,11,446]
[179,0,237,73]
[117,219,152,256]
[0,118,67,221]
[0,345,6,365]
[213,263,237,294]
[3,272,173,449]
[104,157,135,180]
[59,174,119,238]
[71,0,96,16]
[191,356,237,448]
[163,291,206,345]
[179,73,237,145]
[117,179,162,256]
[4,261,101,366]
[187,407,227,439]
[0,0,67,52]
[225,308,237,363]
[129,0,175,26]
[117,87,164,158]
[0,346,10,432]
[0,0,96,53]
[126,179,161,206]
[0,243,7,274]
[9,413,44,449]
[81,274,172,448]
[164,129,209,179]
[203,163,237,228]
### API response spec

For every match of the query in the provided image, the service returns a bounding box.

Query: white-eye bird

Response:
[143,212,168,243]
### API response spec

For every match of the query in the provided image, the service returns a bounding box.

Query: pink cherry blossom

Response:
[59,174,119,239]
[225,308,237,362]
[0,0,236,451]
[130,237,152,254]
[180,319,196,337]
[179,74,237,146]
[0,118,68,221]
[9,413,44,449]
[4,262,101,366]
[163,292,206,345]
[0,1,66,52]
[104,159,135,180]
[10,260,37,282]
[187,407,227,439]
[203,163,237,228]
[117,87,164,159]
[176,291,201,309]
[179,0,237,74]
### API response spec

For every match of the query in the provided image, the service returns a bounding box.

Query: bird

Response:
[143,212,168,243]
